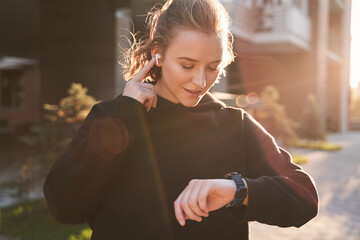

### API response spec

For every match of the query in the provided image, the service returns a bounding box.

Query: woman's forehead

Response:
[166,29,224,62]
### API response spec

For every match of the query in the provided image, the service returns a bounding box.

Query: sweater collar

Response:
[156,92,226,112]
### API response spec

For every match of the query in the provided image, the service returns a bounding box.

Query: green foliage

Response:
[254,85,299,146]
[0,198,91,240]
[292,154,309,165]
[17,83,97,196]
[69,229,93,240]
[297,94,326,141]
[294,140,342,151]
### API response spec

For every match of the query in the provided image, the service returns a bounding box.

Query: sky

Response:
[350,0,360,88]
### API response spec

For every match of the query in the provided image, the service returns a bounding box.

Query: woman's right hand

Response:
[123,57,157,112]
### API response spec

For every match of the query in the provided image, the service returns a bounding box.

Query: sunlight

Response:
[350,0,360,88]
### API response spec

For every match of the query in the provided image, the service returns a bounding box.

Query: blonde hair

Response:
[121,0,235,82]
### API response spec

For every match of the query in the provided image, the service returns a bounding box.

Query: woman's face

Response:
[154,29,224,107]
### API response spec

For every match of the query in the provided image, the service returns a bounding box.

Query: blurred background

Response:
[0,0,359,240]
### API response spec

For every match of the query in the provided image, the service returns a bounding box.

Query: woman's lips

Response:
[184,88,202,97]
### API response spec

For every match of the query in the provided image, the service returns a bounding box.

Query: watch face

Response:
[225,172,239,179]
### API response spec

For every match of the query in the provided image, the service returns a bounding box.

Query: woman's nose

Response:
[192,69,206,88]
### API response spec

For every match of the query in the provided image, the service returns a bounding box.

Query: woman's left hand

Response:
[174,179,237,226]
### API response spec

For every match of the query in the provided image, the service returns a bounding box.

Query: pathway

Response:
[250,131,360,240]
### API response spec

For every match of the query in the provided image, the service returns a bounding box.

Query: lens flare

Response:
[89,118,129,160]
[246,92,259,104]
[236,95,248,108]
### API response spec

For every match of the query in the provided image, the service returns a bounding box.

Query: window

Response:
[0,70,24,109]
[293,0,302,9]
[292,0,308,15]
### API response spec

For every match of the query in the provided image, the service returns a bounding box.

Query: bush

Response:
[297,94,326,141]
[292,154,309,165]
[253,85,299,146]
[16,83,97,196]
[294,141,342,151]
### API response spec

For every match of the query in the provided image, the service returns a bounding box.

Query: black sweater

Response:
[43,93,319,240]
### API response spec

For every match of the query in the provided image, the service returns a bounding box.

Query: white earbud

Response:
[155,53,160,65]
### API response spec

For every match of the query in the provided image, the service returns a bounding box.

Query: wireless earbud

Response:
[155,53,160,65]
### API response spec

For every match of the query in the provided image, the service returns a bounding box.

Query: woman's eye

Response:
[182,65,194,69]
[208,66,220,71]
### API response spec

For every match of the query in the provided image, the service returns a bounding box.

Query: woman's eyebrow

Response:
[177,57,198,62]
[177,57,222,63]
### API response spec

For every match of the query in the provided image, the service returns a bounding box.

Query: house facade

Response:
[0,0,351,132]
[219,0,351,132]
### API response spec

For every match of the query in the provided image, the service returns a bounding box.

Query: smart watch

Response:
[224,172,247,207]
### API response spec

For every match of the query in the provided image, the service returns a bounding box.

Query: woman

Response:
[43,0,319,239]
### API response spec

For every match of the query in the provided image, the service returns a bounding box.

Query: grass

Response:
[0,198,92,240]
[292,154,309,165]
[294,140,342,151]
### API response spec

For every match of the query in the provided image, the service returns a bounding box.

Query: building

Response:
[219,0,351,132]
[0,57,40,136]
[0,0,351,132]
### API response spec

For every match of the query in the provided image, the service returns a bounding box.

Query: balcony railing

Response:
[221,0,311,52]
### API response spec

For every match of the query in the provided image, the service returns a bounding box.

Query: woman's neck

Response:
[154,80,180,104]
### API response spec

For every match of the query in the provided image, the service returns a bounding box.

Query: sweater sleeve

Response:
[227,111,319,227]
[43,96,146,225]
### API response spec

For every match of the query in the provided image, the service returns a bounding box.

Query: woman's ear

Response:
[150,45,163,67]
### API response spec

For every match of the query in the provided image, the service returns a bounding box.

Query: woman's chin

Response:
[180,96,203,107]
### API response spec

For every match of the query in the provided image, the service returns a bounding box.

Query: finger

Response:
[144,91,157,112]
[187,181,209,217]
[133,58,156,82]
[174,191,186,226]
[181,184,202,222]
[152,89,157,108]
[140,89,155,107]
[181,201,202,222]
[144,99,153,112]
[139,83,157,109]
[139,82,155,91]
[198,182,211,213]
[143,98,153,110]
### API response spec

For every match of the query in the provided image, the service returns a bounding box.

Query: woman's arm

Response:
[43,96,146,224]
[237,111,319,227]
[173,109,318,227]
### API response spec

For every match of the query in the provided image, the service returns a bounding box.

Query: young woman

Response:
[43,0,319,239]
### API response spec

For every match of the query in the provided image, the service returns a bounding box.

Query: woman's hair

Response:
[121,0,235,82]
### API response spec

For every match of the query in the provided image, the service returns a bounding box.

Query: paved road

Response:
[250,131,360,240]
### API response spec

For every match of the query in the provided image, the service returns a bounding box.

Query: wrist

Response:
[242,178,249,206]
[224,172,248,207]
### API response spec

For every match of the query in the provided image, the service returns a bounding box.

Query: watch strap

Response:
[224,172,247,207]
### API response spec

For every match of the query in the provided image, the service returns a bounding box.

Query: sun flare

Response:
[350,0,360,89]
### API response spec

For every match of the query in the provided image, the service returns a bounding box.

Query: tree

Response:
[17,83,97,196]
[253,85,298,146]
[297,94,326,141]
